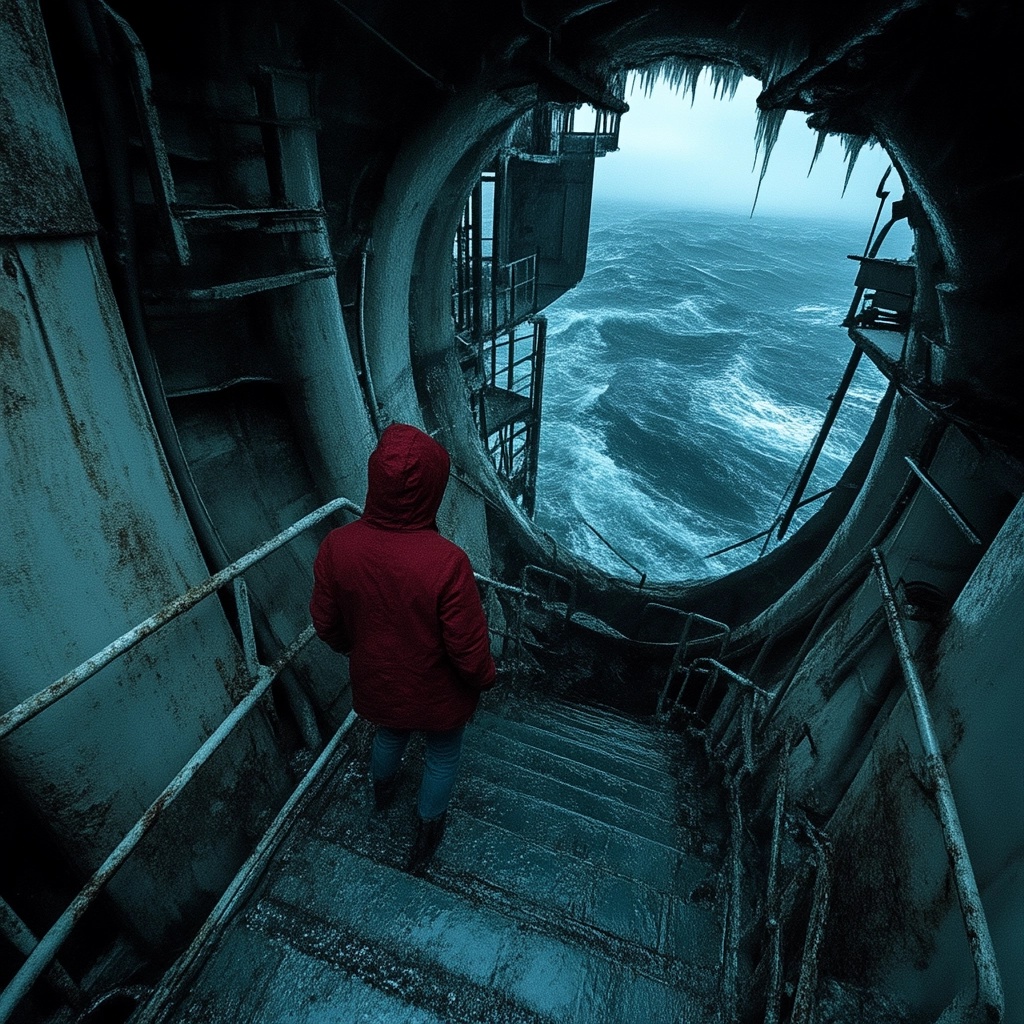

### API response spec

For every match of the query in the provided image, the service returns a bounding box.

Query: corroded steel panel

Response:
[0,235,288,946]
[0,0,95,238]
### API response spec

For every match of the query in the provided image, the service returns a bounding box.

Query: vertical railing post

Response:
[471,181,484,378]
[871,548,1004,1024]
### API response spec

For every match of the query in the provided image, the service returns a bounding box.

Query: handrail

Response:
[704,486,834,560]
[0,496,362,1021]
[0,628,324,1023]
[131,710,359,1024]
[0,497,360,741]
[581,516,646,586]
[689,657,774,700]
[0,488,574,1020]
[473,572,529,598]
[656,616,731,717]
[871,548,1003,1024]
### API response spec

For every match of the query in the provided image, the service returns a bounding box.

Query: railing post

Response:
[871,548,1004,1024]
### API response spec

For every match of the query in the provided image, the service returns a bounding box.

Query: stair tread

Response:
[258,840,717,1021]
[460,747,682,843]
[471,708,680,789]
[457,775,707,886]
[462,727,679,816]
[170,924,455,1023]
[492,696,685,760]
[432,813,720,961]
[309,788,711,959]
[140,697,725,1024]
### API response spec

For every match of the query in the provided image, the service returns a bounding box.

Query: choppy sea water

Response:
[533,203,900,582]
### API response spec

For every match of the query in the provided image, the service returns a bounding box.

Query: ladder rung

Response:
[148,265,336,303]
[174,206,324,231]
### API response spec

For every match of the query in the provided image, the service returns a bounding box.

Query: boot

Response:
[406,812,447,874]
[372,774,399,812]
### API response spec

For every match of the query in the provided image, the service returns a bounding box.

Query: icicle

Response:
[750,106,786,215]
[607,68,629,101]
[761,40,806,90]
[647,56,706,104]
[752,105,785,167]
[628,56,747,108]
[807,129,828,176]
[839,133,868,196]
[709,64,744,100]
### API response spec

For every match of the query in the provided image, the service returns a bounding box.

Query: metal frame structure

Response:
[0,497,360,1021]
[0,499,560,1022]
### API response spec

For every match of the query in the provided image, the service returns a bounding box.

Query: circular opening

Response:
[452,66,912,584]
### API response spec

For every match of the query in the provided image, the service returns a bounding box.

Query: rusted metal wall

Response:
[0,0,94,238]
[822,493,1024,1020]
[505,151,596,311]
[0,0,290,949]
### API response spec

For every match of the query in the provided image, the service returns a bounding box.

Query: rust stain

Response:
[0,303,21,359]
[821,742,954,985]
[1,381,31,417]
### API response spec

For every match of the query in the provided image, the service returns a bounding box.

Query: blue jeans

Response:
[371,724,466,821]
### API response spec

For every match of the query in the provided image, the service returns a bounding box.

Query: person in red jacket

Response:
[310,423,496,871]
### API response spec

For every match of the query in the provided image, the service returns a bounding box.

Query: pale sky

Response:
[592,71,903,224]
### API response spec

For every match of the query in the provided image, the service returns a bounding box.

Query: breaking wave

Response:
[533,203,898,582]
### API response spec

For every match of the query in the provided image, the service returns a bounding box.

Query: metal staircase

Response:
[134,689,729,1023]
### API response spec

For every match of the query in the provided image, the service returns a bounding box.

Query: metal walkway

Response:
[135,688,727,1023]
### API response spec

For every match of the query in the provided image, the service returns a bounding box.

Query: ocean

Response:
[532,202,906,583]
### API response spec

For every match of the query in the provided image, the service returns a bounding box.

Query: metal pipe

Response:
[327,1,451,91]
[689,658,774,700]
[777,346,864,541]
[871,548,1004,1024]
[764,752,789,1024]
[235,580,320,752]
[0,497,360,740]
[581,517,646,585]
[471,182,485,386]
[0,624,320,1023]
[705,485,835,560]
[791,823,833,1024]
[0,899,80,1008]
[722,778,744,1024]
[357,243,381,435]
[474,573,529,598]
[903,457,982,546]
[657,614,697,715]
[761,560,872,727]
[741,693,755,773]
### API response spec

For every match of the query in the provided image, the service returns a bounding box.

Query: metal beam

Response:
[871,548,1004,1023]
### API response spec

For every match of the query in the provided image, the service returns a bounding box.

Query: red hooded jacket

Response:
[310,423,496,731]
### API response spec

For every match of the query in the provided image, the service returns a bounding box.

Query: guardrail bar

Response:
[0,497,360,741]
[871,547,1003,1023]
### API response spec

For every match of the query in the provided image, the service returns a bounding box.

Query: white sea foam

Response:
[534,208,888,580]
[702,355,824,459]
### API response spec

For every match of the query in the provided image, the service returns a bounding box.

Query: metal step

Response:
[471,706,679,784]
[144,264,336,304]
[461,726,679,820]
[250,841,717,1024]
[136,698,726,1023]
[174,204,325,232]
[493,696,680,766]
[454,775,708,896]
[304,762,712,959]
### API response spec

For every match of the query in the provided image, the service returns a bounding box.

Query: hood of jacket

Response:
[362,423,451,531]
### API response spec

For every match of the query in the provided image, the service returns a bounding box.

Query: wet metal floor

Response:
[135,688,728,1022]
